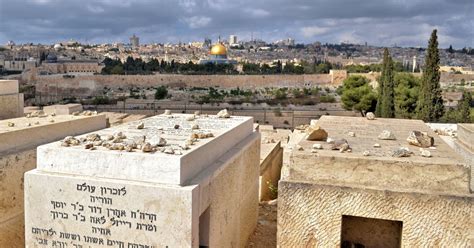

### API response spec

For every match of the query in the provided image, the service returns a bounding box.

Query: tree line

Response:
[340,30,472,123]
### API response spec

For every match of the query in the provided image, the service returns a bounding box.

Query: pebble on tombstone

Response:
[378,130,396,140]
[312,144,323,150]
[305,125,328,141]
[296,145,304,151]
[191,123,200,130]
[347,131,356,137]
[7,122,14,127]
[84,143,93,149]
[392,147,413,157]
[366,112,376,120]
[419,148,432,158]
[136,122,145,129]
[217,109,231,118]
[164,109,172,115]
[407,131,434,148]
[373,143,381,148]
[164,147,174,154]
[156,137,167,147]
[186,115,196,121]
[362,150,370,156]
[330,139,351,152]
[142,143,153,152]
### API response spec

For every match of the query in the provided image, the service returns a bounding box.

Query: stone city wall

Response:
[34,74,334,96]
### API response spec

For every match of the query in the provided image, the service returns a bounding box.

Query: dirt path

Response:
[246,200,278,248]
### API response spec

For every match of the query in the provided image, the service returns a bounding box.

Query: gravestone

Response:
[24,113,260,247]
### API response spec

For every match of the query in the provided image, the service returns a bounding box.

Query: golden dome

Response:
[210,43,227,55]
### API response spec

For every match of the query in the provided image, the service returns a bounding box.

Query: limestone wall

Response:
[278,181,473,247]
[192,132,261,247]
[259,141,283,201]
[0,115,107,248]
[0,94,24,120]
[34,74,334,96]
[0,149,36,247]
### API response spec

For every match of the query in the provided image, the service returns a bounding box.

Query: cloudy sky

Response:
[0,0,472,48]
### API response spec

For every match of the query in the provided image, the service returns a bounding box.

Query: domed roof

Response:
[210,43,227,55]
[46,53,57,63]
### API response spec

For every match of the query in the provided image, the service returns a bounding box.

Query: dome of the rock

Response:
[210,43,227,56]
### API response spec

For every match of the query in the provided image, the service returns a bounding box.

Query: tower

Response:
[412,55,417,73]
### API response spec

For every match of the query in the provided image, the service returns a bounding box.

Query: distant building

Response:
[199,43,237,65]
[229,35,238,45]
[39,53,103,74]
[130,34,140,48]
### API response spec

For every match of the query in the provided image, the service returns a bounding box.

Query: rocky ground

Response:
[246,200,278,248]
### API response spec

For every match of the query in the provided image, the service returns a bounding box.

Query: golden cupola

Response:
[210,43,227,56]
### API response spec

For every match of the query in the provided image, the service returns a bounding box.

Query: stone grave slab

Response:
[37,114,253,185]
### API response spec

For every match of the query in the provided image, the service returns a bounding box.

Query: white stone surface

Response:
[0,80,19,95]
[25,170,199,247]
[0,114,107,154]
[43,104,83,115]
[37,114,254,185]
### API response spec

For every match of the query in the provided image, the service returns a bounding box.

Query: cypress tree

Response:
[375,48,395,117]
[458,91,472,123]
[416,29,445,121]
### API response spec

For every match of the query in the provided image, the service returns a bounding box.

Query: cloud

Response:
[244,8,270,18]
[182,16,212,29]
[301,26,329,37]
[0,0,471,48]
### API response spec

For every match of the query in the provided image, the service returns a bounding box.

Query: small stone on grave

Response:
[366,112,375,120]
[164,109,172,115]
[420,148,432,157]
[407,131,434,148]
[191,123,200,130]
[7,122,14,127]
[186,115,196,121]
[141,143,153,152]
[378,130,396,140]
[373,143,381,148]
[347,131,355,137]
[136,122,145,129]
[392,147,413,157]
[312,144,323,149]
[362,150,370,156]
[217,109,231,118]
[305,125,328,141]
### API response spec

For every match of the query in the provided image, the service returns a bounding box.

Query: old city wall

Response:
[34,74,334,96]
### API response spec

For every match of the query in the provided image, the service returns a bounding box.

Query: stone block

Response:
[458,123,474,152]
[43,104,83,115]
[0,114,107,154]
[0,93,24,120]
[0,80,19,95]
[37,114,254,185]
[25,114,260,247]
[25,170,199,247]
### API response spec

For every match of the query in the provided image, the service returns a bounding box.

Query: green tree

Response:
[154,86,168,100]
[416,29,445,121]
[341,76,377,116]
[394,73,420,119]
[458,91,472,123]
[375,48,395,118]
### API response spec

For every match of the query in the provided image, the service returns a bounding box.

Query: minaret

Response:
[412,55,417,73]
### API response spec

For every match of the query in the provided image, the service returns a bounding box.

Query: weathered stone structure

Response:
[24,113,260,247]
[278,116,473,247]
[0,114,107,247]
[0,80,24,120]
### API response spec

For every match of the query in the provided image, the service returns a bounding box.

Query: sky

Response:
[0,0,472,48]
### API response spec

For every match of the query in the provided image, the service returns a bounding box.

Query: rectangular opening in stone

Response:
[199,207,210,247]
[341,215,402,248]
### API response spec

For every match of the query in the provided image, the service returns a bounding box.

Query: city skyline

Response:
[0,0,473,48]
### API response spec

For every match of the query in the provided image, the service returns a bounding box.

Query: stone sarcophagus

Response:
[25,113,260,247]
